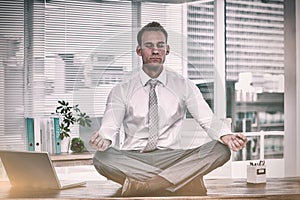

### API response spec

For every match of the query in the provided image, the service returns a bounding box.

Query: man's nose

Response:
[152,47,159,54]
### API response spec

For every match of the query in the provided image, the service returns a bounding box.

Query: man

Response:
[89,21,247,197]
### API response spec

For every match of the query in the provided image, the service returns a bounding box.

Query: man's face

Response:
[136,30,170,70]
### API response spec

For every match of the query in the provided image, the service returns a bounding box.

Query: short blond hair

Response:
[137,21,168,46]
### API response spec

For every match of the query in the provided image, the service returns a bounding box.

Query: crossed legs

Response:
[93,140,231,196]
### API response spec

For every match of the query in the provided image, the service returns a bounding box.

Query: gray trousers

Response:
[93,140,231,191]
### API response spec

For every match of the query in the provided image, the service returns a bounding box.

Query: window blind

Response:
[187,0,215,81]
[32,0,133,119]
[0,0,285,151]
[0,0,193,150]
[33,0,189,140]
[225,0,285,160]
[225,0,284,87]
[0,0,26,150]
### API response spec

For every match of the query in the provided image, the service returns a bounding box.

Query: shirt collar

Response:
[140,68,167,87]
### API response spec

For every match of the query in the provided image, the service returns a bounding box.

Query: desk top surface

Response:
[1,178,300,199]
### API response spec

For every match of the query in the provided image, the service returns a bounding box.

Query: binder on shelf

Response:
[40,118,53,154]
[53,117,61,154]
[34,117,42,152]
[25,118,35,151]
[40,116,61,154]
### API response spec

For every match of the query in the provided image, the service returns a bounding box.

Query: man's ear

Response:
[166,45,170,55]
[136,46,142,56]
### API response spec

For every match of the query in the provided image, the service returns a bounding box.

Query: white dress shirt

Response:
[99,67,232,150]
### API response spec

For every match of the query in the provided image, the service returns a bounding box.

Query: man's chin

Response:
[143,63,163,70]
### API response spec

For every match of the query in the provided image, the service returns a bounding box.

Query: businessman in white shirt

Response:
[89,21,247,197]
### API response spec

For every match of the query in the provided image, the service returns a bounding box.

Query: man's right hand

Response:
[89,131,112,151]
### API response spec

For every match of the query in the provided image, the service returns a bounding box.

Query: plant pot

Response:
[70,137,85,153]
[60,137,70,153]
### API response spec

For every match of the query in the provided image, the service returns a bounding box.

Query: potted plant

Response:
[70,137,85,153]
[55,100,92,152]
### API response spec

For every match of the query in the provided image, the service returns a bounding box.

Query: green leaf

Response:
[55,100,93,139]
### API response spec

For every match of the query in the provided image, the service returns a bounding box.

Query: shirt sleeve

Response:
[184,80,232,141]
[98,84,126,147]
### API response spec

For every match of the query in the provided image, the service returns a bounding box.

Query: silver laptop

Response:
[0,150,86,190]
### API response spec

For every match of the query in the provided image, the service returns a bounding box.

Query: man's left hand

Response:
[221,133,247,151]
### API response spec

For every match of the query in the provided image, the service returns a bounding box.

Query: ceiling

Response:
[97,0,207,4]
[131,0,204,3]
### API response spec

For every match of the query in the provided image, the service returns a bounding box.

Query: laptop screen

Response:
[0,150,60,189]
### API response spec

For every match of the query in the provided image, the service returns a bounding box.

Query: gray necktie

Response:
[143,79,159,152]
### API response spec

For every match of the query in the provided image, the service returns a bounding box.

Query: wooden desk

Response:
[0,180,121,199]
[1,178,300,199]
[50,152,93,167]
